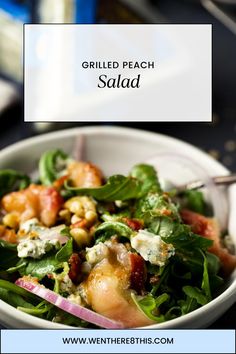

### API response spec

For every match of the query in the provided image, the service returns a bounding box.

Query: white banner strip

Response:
[1,329,235,353]
[24,24,212,122]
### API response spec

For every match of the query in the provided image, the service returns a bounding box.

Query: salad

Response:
[0,149,235,328]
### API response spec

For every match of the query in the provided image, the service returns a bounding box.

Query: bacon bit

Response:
[129,253,146,294]
[70,219,88,229]
[53,175,68,190]
[68,253,82,284]
[0,225,17,244]
[122,218,144,231]
[161,208,172,216]
[181,209,236,276]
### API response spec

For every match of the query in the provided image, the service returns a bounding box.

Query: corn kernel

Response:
[85,210,97,224]
[59,209,71,224]
[64,198,83,216]
[70,227,90,248]
[80,196,96,212]
[71,201,83,216]
[64,196,97,219]
[71,214,82,225]
[3,213,19,229]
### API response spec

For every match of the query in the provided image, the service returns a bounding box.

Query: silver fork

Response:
[176,174,236,193]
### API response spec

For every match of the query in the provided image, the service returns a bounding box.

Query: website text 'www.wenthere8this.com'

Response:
[1,329,235,353]
[62,335,174,345]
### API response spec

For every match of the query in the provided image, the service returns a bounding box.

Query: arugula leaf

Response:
[209,275,224,292]
[201,251,211,301]
[101,209,132,223]
[183,190,206,215]
[18,301,52,316]
[55,239,73,262]
[0,239,17,251]
[0,169,30,197]
[205,251,220,275]
[134,188,212,254]
[130,164,162,195]
[39,149,69,186]
[147,216,174,238]
[60,226,72,237]
[166,224,213,250]
[182,286,208,306]
[7,261,28,274]
[0,287,35,309]
[146,217,212,251]
[171,263,191,280]
[165,306,182,320]
[131,293,169,322]
[151,264,170,296]
[65,164,162,202]
[95,221,133,243]
[178,296,198,315]
[65,175,144,201]
[0,281,43,313]
[180,251,204,273]
[0,279,38,302]
[20,254,63,280]
[135,194,179,221]
[0,240,19,269]
[181,252,212,313]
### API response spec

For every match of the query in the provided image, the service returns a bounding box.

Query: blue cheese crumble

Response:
[17,218,64,259]
[86,242,109,265]
[131,229,175,266]
[17,238,60,259]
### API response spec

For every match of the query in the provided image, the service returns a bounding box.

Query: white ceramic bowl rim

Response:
[0,125,235,329]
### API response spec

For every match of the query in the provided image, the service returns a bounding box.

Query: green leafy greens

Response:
[0,169,30,197]
[65,164,161,201]
[0,154,227,328]
[0,240,19,270]
[39,149,69,186]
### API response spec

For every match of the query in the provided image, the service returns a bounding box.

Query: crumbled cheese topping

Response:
[86,242,109,265]
[17,239,58,259]
[20,218,42,234]
[59,274,75,294]
[17,218,65,259]
[131,229,175,266]
[67,293,82,306]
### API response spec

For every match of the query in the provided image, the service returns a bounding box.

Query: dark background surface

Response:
[1,0,236,170]
[0,0,235,329]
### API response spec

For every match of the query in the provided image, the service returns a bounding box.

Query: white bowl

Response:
[0,126,235,329]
